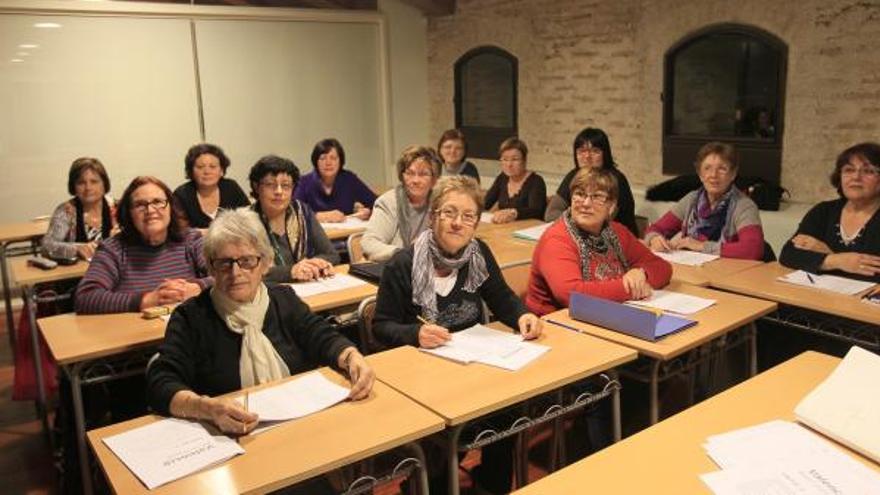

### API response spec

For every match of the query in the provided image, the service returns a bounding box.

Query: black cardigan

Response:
[373,239,527,348]
[147,285,354,415]
[779,198,880,282]
[173,178,251,229]
[556,166,639,237]
[484,172,547,221]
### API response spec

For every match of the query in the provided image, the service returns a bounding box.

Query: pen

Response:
[805,273,816,284]
[545,318,586,334]
[416,315,433,325]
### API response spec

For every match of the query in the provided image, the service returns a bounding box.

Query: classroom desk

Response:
[323,224,367,241]
[475,218,544,267]
[0,219,49,356]
[512,351,879,494]
[543,281,777,424]
[474,218,544,240]
[88,368,445,494]
[367,322,637,495]
[40,266,378,495]
[711,261,880,348]
[11,258,89,436]
[669,258,764,287]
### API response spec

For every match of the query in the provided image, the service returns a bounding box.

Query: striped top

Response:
[75,229,212,314]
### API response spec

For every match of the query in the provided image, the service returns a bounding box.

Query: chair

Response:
[356,295,387,355]
[634,215,649,239]
[762,241,777,262]
[500,261,532,302]
[347,232,366,264]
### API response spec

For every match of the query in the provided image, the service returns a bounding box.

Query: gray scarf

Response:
[411,229,488,321]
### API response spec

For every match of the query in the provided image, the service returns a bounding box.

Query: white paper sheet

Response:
[777,270,875,295]
[319,216,368,230]
[653,250,720,266]
[512,223,551,241]
[626,289,716,315]
[286,274,368,298]
[795,346,880,464]
[244,372,349,422]
[421,324,549,371]
[103,418,244,489]
[701,420,880,494]
[480,211,495,224]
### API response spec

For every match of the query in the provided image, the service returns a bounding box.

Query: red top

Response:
[526,220,672,316]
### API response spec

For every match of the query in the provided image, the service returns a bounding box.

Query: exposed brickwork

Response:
[427,0,880,202]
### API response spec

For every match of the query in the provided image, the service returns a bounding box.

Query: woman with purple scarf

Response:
[644,142,765,260]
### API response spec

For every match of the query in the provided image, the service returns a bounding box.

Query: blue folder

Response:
[568,292,697,342]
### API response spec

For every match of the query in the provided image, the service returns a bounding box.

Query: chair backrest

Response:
[500,261,532,302]
[762,241,777,262]
[347,232,366,264]
[357,295,386,355]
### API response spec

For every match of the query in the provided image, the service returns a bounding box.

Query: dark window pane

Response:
[459,53,515,128]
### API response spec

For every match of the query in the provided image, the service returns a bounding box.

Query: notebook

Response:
[568,291,697,341]
[348,261,386,283]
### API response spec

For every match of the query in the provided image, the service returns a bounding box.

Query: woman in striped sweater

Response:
[75,176,212,314]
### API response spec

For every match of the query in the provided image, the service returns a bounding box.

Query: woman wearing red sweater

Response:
[526,168,672,315]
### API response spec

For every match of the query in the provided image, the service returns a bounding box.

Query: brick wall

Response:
[427,0,880,203]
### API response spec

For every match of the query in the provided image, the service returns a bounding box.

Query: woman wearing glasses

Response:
[147,208,373,438]
[248,155,339,282]
[484,137,547,223]
[361,145,441,261]
[526,168,671,316]
[545,127,639,236]
[373,175,540,494]
[644,142,765,260]
[780,142,880,282]
[75,176,211,314]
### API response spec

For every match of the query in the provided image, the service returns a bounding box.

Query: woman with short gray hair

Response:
[147,208,373,436]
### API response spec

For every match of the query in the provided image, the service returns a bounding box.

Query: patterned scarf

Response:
[411,229,488,321]
[684,187,737,242]
[562,210,629,281]
[254,200,309,266]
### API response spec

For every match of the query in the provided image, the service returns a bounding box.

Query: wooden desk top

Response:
[0,219,48,244]
[711,262,880,325]
[475,218,545,240]
[670,258,764,287]
[11,257,88,286]
[513,352,879,494]
[367,322,637,426]
[88,369,445,495]
[480,235,536,267]
[323,225,366,241]
[291,265,377,313]
[40,266,377,365]
[543,281,777,361]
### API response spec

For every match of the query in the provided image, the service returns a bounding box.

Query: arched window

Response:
[454,46,518,159]
[663,24,787,183]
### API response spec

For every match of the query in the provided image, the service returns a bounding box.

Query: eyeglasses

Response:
[403,170,434,179]
[131,198,169,213]
[436,207,478,226]
[571,191,610,206]
[576,146,603,157]
[260,180,294,192]
[841,164,880,177]
[500,157,523,164]
[210,255,262,272]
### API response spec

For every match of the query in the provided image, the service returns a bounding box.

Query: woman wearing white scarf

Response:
[147,208,373,436]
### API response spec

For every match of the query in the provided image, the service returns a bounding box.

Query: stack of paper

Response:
[286,274,368,298]
[778,270,875,295]
[480,211,495,224]
[512,223,552,241]
[700,420,880,494]
[653,250,720,266]
[795,346,880,464]
[319,216,368,230]
[422,324,549,371]
[103,418,245,489]
[626,289,716,315]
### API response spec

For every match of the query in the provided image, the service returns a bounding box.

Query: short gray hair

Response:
[203,208,274,269]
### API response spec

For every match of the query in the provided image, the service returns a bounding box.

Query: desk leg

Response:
[399,442,429,495]
[648,359,662,425]
[24,285,51,439]
[447,425,463,495]
[67,363,94,495]
[748,322,758,377]
[1,243,15,359]
[609,370,622,442]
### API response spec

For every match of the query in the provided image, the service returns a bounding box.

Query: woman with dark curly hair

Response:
[173,143,250,229]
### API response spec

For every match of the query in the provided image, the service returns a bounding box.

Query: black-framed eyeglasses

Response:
[210,255,263,272]
[571,190,610,206]
[131,198,169,213]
